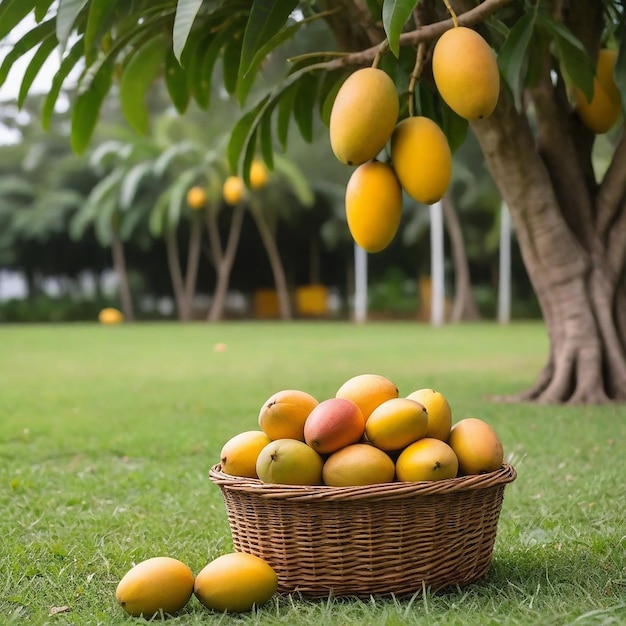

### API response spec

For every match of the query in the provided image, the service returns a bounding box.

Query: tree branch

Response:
[529,34,595,252]
[597,127,626,238]
[325,0,512,69]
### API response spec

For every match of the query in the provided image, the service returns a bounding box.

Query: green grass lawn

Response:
[1,321,624,625]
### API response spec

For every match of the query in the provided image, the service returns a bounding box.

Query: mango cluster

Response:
[329,27,500,253]
[220,373,505,487]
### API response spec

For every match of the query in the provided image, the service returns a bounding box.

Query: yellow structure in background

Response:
[253,285,328,318]
[295,285,328,317]
[253,290,280,318]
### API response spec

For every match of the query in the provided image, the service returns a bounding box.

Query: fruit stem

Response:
[372,40,389,69]
[408,42,426,117]
[441,0,459,28]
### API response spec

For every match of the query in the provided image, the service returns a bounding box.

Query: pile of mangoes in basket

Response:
[220,373,504,486]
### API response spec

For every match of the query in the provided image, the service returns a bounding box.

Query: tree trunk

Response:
[165,229,188,321]
[182,211,203,320]
[471,74,626,403]
[249,200,292,320]
[110,230,134,321]
[442,195,481,322]
[206,203,245,322]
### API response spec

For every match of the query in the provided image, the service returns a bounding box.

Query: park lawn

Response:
[0,320,624,625]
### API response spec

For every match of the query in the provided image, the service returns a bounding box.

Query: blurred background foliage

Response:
[0,11,538,323]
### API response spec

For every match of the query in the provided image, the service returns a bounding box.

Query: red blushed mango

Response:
[304,398,366,454]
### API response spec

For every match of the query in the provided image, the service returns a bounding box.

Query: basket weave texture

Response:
[209,463,516,598]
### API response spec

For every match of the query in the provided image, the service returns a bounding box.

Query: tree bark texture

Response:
[249,201,293,320]
[471,71,626,403]
[110,230,134,321]
[442,195,481,322]
[165,229,188,321]
[206,203,245,322]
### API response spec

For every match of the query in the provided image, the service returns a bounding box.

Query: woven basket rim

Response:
[209,462,516,502]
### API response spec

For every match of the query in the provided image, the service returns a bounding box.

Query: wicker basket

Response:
[209,463,516,598]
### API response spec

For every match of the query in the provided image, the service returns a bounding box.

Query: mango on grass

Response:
[194,552,278,613]
[390,116,452,205]
[330,67,399,166]
[432,26,500,121]
[115,556,194,618]
[98,307,123,324]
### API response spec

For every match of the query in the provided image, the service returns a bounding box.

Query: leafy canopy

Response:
[0,0,624,177]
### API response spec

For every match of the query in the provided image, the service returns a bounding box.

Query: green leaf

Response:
[172,0,203,63]
[119,36,165,135]
[240,0,298,78]
[17,35,57,108]
[165,47,190,114]
[274,154,314,207]
[168,169,198,227]
[0,0,38,41]
[71,167,122,240]
[42,39,83,130]
[236,11,329,106]
[190,21,241,109]
[70,59,114,154]
[89,139,125,169]
[440,101,468,153]
[537,14,593,101]
[152,141,202,177]
[293,72,319,143]
[0,19,56,89]
[320,73,346,127]
[120,161,154,210]
[241,129,257,186]
[227,95,270,174]
[84,0,120,65]
[416,83,439,122]
[147,189,167,236]
[259,111,274,170]
[382,0,417,58]
[276,82,298,150]
[365,0,383,21]
[35,0,56,22]
[229,62,328,173]
[497,14,534,109]
[222,36,243,95]
[56,0,90,52]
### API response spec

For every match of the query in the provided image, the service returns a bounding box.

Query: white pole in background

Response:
[354,243,368,323]
[430,201,445,327]
[498,202,512,324]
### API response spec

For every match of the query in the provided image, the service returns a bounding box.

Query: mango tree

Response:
[1,0,625,403]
